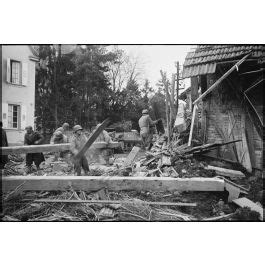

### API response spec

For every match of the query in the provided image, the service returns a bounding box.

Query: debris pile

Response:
[1,134,263,222]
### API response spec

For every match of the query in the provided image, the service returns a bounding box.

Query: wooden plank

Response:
[240,113,252,172]
[2,176,225,193]
[74,118,110,161]
[188,104,198,146]
[233,197,263,221]
[123,146,141,168]
[21,199,197,207]
[206,165,245,179]
[0,142,121,155]
[193,54,250,105]
[225,182,241,202]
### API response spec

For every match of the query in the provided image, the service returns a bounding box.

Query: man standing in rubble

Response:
[24,126,45,173]
[138,109,160,150]
[54,123,70,142]
[0,121,9,169]
[50,130,68,161]
[70,125,89,176]
[92,123,113,165]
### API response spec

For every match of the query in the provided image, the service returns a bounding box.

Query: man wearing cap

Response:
[138,109,160,150]
[70,125,89,176]
[24,126,45,173]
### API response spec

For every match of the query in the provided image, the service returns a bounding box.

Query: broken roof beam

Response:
[0,142,121,155]
[2,176,225,193]
[193,53,251,105]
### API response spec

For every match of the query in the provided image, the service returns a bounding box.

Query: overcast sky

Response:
[114,45,194,89]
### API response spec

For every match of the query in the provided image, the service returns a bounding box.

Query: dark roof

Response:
[182,45,265,78]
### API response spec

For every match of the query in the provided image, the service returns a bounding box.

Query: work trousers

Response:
[74,155,89,176]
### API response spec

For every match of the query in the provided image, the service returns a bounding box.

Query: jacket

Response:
[138,114,156,134]
[70,133,88,155]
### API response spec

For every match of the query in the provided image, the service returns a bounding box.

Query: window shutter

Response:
[6,58,11,83]
[21,105,27,130]
[22,62,28,86]
[2,102,8,128]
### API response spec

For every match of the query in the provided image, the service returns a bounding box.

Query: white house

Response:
[1,45,38,145]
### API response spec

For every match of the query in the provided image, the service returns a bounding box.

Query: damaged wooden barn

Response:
[181,45,264,175]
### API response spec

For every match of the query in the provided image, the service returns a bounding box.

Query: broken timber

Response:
[2,176,225,193]
[206,165,245,179]
[233,197,263,221]
[123,146,141,168]
[0,142,121,155]
[74,118,110,161]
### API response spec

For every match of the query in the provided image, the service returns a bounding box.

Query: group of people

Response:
[1,108,159,175]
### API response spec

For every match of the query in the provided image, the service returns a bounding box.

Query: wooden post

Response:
[188,104,198,146]
[240,113,252,172]
[175,61,180,116]
[160,70,170,141]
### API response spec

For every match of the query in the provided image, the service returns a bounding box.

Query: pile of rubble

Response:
[2,134,263,222]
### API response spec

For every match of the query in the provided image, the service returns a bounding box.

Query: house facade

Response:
[1,45,38,145]
[182,45,264,173]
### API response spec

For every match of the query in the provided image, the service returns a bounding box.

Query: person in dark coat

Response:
[24,126,45,173]
[0,121,9,169]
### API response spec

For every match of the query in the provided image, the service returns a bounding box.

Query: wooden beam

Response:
[2,176,225,193]
[74,118,110,161]
[193,54,251,105]
[233,197,263,221]
[0,142,121,155]
[206,165,245,179]
[240,113,252,172]
[188,104,198,146]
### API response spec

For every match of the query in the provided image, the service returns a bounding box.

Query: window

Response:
[8,104,20,129]
[11,60,21,84]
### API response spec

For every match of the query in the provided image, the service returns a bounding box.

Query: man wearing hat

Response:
[70,125,89,175]
[24,126,45,173]
[50,130,68,161]
[138,109,160,150]
[54,123,70,142]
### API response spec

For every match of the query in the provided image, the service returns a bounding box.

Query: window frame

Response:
[8,104,21,129]
[10,60,21,85]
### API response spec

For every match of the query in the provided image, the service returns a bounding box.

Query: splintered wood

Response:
[233,197,263,221]
[206,165,245,179]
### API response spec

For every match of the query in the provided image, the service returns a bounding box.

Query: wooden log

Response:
[2,176,225,193]
[233,197,263,221]
[206,165,245,179]
[193,53,250,105]
[0,142,121,155]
